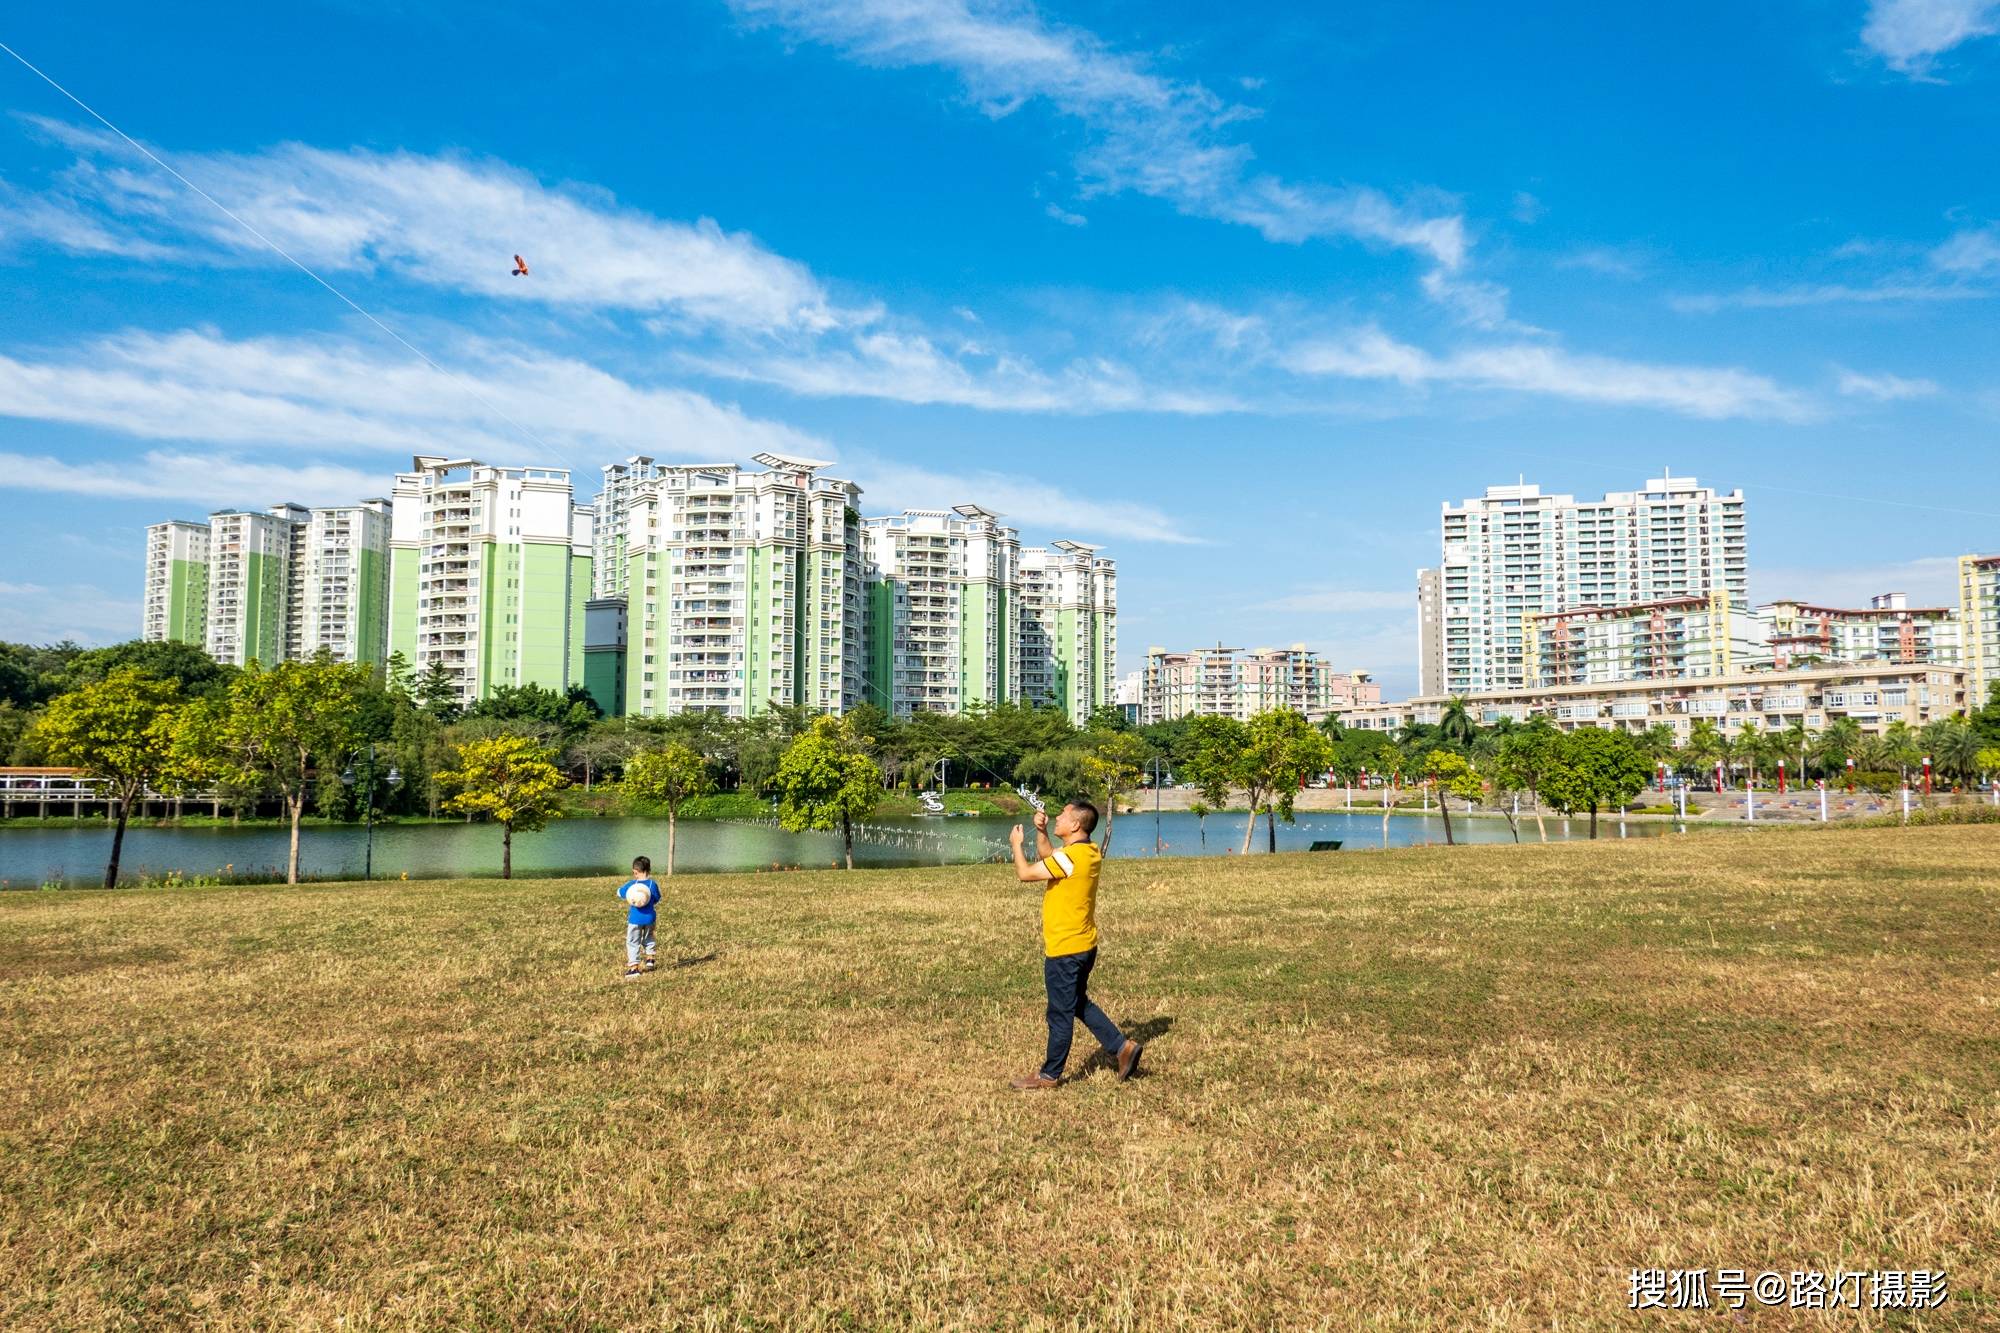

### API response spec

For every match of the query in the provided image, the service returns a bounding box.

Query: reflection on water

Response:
[0,808,1682,887]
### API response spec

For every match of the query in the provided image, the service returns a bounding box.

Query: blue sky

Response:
[2,1,1998,696]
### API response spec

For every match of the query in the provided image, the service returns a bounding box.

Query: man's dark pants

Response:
[1041,947,1128,1080]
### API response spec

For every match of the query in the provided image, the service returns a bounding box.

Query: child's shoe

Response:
[643,953,659,972]
[623,964,644,981]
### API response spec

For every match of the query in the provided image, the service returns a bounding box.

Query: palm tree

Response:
[1813,717,1863,785]
[1922,717,1979,788]
[1683,718,1726,790]
[1777,721,1810,786]
[1732,722,1765,789]
[1879,721,1921,785]
[1437,697,1476,750]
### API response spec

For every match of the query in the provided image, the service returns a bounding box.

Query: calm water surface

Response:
[0,808,1683,887]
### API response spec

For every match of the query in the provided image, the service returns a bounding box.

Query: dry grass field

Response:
[2,827,1996,1329]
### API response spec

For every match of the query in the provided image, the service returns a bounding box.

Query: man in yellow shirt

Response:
[1007,800,1141,1090]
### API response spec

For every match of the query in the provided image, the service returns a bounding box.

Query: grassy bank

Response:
[2,828,1995,1327]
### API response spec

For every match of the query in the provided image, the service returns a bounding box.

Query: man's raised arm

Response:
[1010,823,1054,884]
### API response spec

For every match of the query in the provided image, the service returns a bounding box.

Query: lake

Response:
[0,806,1685,887]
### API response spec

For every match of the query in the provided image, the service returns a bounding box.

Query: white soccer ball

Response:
[624,884,651,908]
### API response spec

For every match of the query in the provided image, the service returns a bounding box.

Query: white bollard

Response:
[1820,785,1828,823]
[1902,786,1911,824]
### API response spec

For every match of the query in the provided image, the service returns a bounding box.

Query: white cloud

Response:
[12,119,834,333]
[1556,246,1649,279]
[0,327,832,472]
[1861,0,2000,74]
[1280,326,1811,420]
[1044,202,1088,227]
[0,450,389,507]
[688,327,1248,414]
[1836,367,1939,399]
[850,455,1202,545]
[1930,224,2000,273]
[1669,281,1990,312]
[726,0,1467,268]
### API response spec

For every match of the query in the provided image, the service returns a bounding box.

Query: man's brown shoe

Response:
[1010,1073,1061,1091]
[1117,1040,1144,1081]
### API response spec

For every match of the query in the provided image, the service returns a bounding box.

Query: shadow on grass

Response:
[1079,1015,1174,1077]
[671,952,721,969]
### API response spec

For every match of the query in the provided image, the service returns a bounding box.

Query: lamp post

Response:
[1151,756,1169,855]
[341,741,401,881]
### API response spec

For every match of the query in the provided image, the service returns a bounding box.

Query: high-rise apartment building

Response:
[1019,541,1116,725]
[862,505,1020,716]
[204,509,295,668]
[270,503,312,664]
[1762,592,1958,670]
[1424,474,1747,693]
[1141,644,1376,723]
[386,456,592,707]
[1961,554,2000,705]
[142,520,210,647]
[298,501,392,665]
[1525,591,1766,688]
[593,455,663,601]
[621,455,864,718]
[1416,566,1444,698]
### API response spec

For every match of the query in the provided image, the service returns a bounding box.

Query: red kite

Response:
[511,254,529,276]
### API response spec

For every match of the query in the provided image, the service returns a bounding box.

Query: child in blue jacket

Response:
[617,855,662,980]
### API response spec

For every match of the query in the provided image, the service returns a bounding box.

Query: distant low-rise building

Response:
[1762,592,1958,669]
[1526,591,1768,687]
[1346,662,1967,742]
[1142,643,1377,723]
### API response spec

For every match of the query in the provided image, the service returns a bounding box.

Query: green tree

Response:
[1014,746,1093,802]
[1877,720,1921,785]
[435,734,570,879]
[1493,720,1561,842]
[54,639,236,700]
[1178,714,1247,814]
[775,717,883,870]
[1081,730,1150,853]
[416,660,462,722]
[622,742,714,877]
[1975,747,2000,786]
[35,669,186,888]
[1236,709,1334,853]
[1425,749,1482,846]
[1731,723,1767,789]
[180,657,371,884]
[1813,717,1863,786]
[1921,717,1980,788]
[1436,697,1476,750]
[1681,718,1727,790]
[1543,727,1652,838]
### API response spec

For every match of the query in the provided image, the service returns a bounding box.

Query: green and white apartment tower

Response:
[203,507,297,668]
[142,520,210,646]
[145,502,393,667]
[387,457,593,708]
[621,454,865,718]
[862,505,1021,715]
[1019,540,1118,725]
[300,501,392,665]
[592,455,663,600]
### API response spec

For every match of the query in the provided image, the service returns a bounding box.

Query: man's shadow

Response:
[1080,1015,1173,1076]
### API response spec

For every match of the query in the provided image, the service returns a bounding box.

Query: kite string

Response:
[0,37,556,455]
